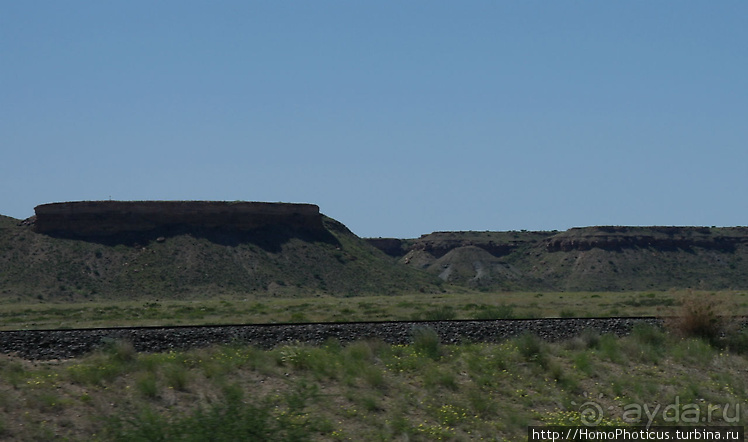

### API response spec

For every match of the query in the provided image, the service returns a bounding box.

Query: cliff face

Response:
[367,231,554,259]
[370,227,748,257]
[34,201,326,236]
[407,237,536,259]
[544,226,748,252]
[365,238,406,257]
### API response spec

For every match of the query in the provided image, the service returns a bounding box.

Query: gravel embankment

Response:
[0,318,664,360]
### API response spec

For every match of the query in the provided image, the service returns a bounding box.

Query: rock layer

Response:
[33,201,325,236]
[544,226,748,252]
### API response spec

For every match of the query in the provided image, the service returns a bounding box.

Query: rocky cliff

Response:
[544,226,748,252]
[367,231,554,259]
[369,227,748,258]
[33,201,326,237]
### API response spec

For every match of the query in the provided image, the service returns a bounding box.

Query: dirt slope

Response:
[0,214,441,301]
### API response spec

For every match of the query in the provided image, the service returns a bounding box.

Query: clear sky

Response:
[2,2,746,238]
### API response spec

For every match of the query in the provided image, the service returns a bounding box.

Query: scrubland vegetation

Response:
[0,294,746,441]
[1,290,746,330]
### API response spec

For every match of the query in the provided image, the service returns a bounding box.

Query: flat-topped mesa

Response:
[33,201,325,236]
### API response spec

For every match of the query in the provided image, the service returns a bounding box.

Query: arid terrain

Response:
[2,202,748,302]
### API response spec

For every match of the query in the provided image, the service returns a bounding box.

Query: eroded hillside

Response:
[368,227,748,291]
[0,202,441,300]
[3,201,748,298]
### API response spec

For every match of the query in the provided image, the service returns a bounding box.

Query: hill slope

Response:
[0,213,441,301]
[369,227,748,291]
[4,201,748,298]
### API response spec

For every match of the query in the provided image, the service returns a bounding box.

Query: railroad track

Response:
[0,317,667,360]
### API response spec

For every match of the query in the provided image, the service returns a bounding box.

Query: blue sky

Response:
[2,2,746,238]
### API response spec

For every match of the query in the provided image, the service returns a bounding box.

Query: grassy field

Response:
[0,290,747,330]
[0,322,746,440]
[1,293,746,440]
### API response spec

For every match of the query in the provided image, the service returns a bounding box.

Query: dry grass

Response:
[0,323,746,440]
[665,291,736,346]
[1,290,747,330]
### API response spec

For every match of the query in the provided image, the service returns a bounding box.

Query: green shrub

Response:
[110,387,316,441]
[423,305,456,321]
[27,391,64,413]
[671,338,716,366]
[725,329,748,354]
[580,328,601,349]
[163,364,190,391]
[344,341,374,363]
[135,372,159,399]
[105,339,137,364]
[68,359,125,386]
[289,312,309,323]
[598,334,624,363]
[423,366,458,391]
[362,365,386,389]
[341,342,384,386]
[361,395,382,413]
[412,326,441,360]
[548,361,579,392]
[68,340,138,386]
[1,360,28,388]
[623,323,668,363]
[631,323,667,348]
[621,339,662,364]
[467,386,498,417]
[279,345,338,380]
[284,380,319,415]
[572,352,595,376]
[622,297,676,307]
[473,304,515,320]
[515,332,548,367]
